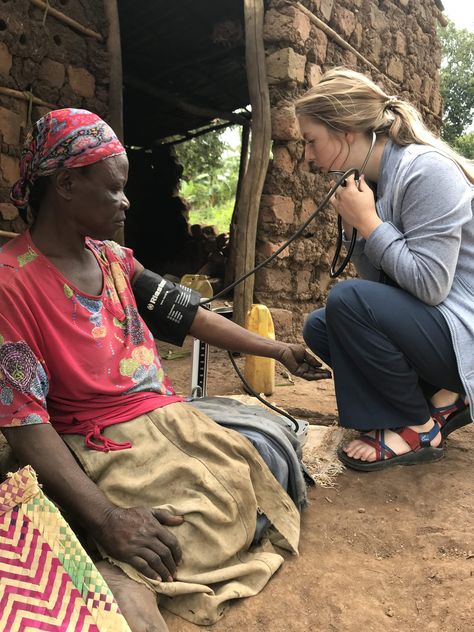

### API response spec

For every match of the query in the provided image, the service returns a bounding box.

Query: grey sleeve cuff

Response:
[342,231,366,255]
[364,222,404,269]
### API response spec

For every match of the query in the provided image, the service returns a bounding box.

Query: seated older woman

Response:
[0,109,330,632]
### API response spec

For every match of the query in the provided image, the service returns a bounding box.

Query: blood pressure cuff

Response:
[133,268,201,346]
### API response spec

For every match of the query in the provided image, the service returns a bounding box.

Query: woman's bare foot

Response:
[343,418,441,463]
[96,560,168,632]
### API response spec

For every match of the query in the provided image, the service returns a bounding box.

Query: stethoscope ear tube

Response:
[329,216,357,278]
[328,131,377,278]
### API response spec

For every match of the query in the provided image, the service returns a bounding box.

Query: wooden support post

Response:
[103,0,124,245]
[226,123,250,288]
[232,0,271,327]
[103,0,124,142]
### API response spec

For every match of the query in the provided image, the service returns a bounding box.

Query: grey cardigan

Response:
[346,141,474,417]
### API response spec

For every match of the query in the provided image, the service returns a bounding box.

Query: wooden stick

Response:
[0,230,20,239]
[0,86,56,110]
[232,0,272,327]
[125,76,249,126]
[293,1,442,121]
[294,1,397,85]
[30,0,103,41]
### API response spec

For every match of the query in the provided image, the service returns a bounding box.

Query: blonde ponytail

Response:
[295,67,474,183]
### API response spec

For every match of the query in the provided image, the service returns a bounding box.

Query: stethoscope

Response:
[327,131,377,278]
[197,132,378,434]
[200,130,379,303]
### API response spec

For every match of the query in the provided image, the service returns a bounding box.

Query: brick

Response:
[351,23,363,48]
[387,58,404,82]
[257,239,290,259]
[300,198,317,223]
[267,47,306,84]
[39,58,65,88]
[68,66,95,98]
[260,195,295,224]
[319,0,334,21]
[333,6,356,38]
[0,42,12,76]
[313,28,328,63]
[0,154,20,185]
[394,32,407,55]
[0,107,22,145]
[422,77,433,103]
[255,268,292,294]
[296,270,312,295]
[271,106,301,141]
[293,9,311,43]
[431,91,442,116]
[409,75,422,94]
[307,63,322,88]
[269,308,293,338]
[370,6,389,32]
[264,8,311,47]
[0,203,18,220]
[272,145,294,173]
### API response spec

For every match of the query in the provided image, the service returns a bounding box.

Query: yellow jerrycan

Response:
[180,274,214,299]
[244,304,275,395]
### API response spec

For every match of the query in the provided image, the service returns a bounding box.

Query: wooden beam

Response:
[232,0,271,326]
[30,0,103,40]
[125,76,249,126]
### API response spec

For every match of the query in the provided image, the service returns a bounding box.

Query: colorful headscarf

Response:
[11,108,126,214]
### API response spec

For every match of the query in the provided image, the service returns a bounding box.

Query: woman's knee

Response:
[303,308,327,352]
[326,279,368,320]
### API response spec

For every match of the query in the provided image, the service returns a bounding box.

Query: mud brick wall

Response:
[0,0,109,233]
[257,0,444,340]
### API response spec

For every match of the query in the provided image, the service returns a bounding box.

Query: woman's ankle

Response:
[430,389,459,409]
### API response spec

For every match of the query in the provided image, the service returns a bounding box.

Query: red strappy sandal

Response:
[337,422,443,472]
[430,395,471,440]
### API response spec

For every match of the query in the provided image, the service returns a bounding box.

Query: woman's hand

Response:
[331,174,381,239]
[94,506,184,582]
[277,343,331,380]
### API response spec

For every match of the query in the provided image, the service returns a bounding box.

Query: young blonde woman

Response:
[296,67,474,471]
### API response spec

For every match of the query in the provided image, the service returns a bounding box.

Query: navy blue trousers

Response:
[303,279,463,431]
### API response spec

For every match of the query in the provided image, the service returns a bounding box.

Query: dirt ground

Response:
[160,338,474,632]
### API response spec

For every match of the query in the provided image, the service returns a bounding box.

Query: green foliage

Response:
[175,132,227,179]
[454,131,474,160]
[188,199,235,234]
[176,128,240,233]
[439,21,474,148]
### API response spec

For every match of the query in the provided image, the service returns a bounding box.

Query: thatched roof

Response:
[118,0,250,146]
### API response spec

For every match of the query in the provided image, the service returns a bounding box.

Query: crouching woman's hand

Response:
[93,506,184,583]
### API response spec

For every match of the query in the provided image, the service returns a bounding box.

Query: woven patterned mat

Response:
[0,466,131,632]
